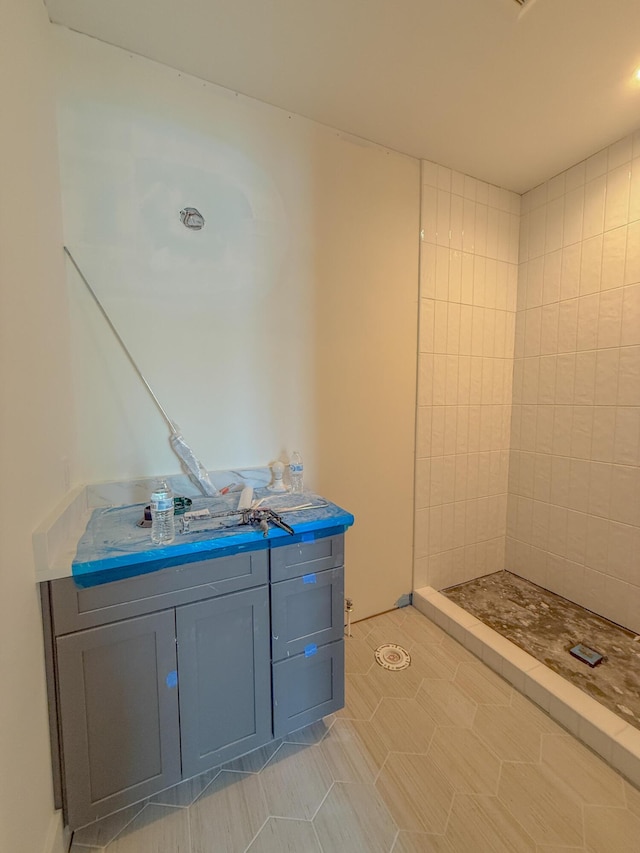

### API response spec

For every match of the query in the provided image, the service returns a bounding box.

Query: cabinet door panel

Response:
[271,567,344,661]
[56,610,180,829]
[272,639,344,738]
[270,534,344,581]
[177,586,271,777]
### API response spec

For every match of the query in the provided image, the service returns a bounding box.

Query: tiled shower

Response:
[414,161,520,592]
[414,131,640,636]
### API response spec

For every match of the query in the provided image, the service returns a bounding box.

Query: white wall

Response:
[0,3,75,853]
[414,162,520,591]
[508,132,640,632]
[54,29,419,619]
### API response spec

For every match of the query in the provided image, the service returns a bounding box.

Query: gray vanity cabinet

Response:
[176,586,271,778]
[45,550,272,830]
[43,530,348,831]
[55,610,181,829]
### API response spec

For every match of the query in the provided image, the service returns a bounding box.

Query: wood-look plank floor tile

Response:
[319,718,383,784]
[106,805,190,853]
[540,734,627,806]
[259,743,332,820]
[584,805,640,853]
[149,767,220,807]
[223,741,282,773]
[454,661,513,705]
[285,716,335,745]
[246,817,322,852]
[375,752,455,833]
[189,770,268,853]
[370,697,436,754]
[72,803,145,849]
[365,660,425,700]
[364,623,418,655]
[625,780,640,819]
[416,678,478,729]
[443,794,536,853]
[401,608,448,646]
[409,644,461,681]
[313,782,397,853]
[428,727,501,795]
[473,703,549,763]
[391,831,454,852]
[497,762,584,848]
[345,636,376,673]
[336,672,382,720]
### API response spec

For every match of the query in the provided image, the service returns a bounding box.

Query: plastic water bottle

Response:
[150,480,175,544]
[289,451,304,494]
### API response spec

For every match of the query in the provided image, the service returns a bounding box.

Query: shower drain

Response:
[374,644,411,671]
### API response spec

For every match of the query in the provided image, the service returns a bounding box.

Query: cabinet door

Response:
[56,610,181,829]
[176,586,271,778]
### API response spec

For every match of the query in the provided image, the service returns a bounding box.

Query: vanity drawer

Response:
[50,550,269,634]
[270,533,344,582]
[272,639,344,738]
[271,567,344,661]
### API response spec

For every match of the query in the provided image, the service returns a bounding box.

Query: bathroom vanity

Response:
[39,493,353,829]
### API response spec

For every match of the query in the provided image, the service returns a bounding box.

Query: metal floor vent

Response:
[374,644,411,671]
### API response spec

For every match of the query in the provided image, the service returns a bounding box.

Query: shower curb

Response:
[413,585,640,790]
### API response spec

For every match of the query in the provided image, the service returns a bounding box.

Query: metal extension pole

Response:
[63,246,177,434]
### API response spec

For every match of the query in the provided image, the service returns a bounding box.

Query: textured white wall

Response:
[414,163,520,590]
[0,4,75,853]
[508,132,640,633]
[54,28,419,619]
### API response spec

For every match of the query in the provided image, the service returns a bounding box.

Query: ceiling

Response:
[44,0,640,193]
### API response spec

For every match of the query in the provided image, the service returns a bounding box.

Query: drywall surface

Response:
[0,4,75,853]
[508,132,640,633]
[54,28,419,618]
[414,164,519,590]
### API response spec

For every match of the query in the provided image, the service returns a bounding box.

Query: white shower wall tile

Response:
[629,157,640,221]
[505,132,640,633]
[605,163,632,231]
[586,148,609,181]
[565,160,586,190]
[415,160,518,589]
[563,186,584,246]
[560,243,582,300]
[624,220,640,284]
[608,135,633,170]
[621,283,640,345]
[583,175,607,238]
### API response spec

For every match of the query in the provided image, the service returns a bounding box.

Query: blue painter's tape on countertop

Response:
[72,491,354,586]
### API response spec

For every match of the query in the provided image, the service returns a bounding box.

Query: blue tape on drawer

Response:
[304,644,318,657]
[165,670,178,688]
[301,533,315,542]
[303,573,317,584]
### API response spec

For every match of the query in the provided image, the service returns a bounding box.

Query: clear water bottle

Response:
[289,451,304,494]
[150,480,175,545]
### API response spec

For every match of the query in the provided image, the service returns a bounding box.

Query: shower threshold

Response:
[413,575,640,790]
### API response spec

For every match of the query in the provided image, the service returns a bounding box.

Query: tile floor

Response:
[70,607,640,853]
